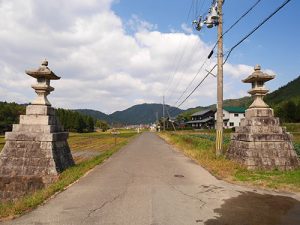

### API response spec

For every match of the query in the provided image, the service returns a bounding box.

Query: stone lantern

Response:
[26,60,59,106]
[226,65,299,170]
[243,65,275,109]
[0,60,74,202]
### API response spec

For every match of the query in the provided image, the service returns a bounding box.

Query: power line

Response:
[164,0,197,97]
[166,38,203,103]
[176,64,217,108]
[224,0,292,64]
[173,56,210,106]
[165,0,209,98]
[167,0,261,107]
[209,0,263,59]
[175,0,292,110]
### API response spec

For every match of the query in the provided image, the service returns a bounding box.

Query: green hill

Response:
[181,75,300,120]
[75,109,113,123]
[77,104,183,125]
[110,103,183,125]
[265,76,300,105]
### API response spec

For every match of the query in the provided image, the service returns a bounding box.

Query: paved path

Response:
[2,132,300,225]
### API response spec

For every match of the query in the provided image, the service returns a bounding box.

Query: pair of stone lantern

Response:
[0,60,74,202]
[227,65,299,170]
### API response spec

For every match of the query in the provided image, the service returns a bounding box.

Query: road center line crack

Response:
[170,185,206,209]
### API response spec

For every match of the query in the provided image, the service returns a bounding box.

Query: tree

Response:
[284,101,297,122]
[74,114,85,133]
[95,120,110,132]
[87,117,94,132]
[295,100,300,122]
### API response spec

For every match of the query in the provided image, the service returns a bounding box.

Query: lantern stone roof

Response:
[242,65,275,83]
[25,60,60,80]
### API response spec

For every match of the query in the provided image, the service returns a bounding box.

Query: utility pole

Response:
[215,0,223,156]
[163,96,166,131]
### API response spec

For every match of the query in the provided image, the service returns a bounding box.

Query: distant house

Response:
[186,109,216,129]
[186,107,246,130]
[216,107,246,129]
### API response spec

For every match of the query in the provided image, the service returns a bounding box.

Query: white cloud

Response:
[181,23,193,34]
[0,0,269,113]
[127,15,158,32]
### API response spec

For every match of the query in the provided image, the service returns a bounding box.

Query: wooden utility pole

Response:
[163,96,166,131]
[215,0,223,156]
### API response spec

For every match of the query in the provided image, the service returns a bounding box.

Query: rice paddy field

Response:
[68,131,137,162]
[0,131,137,162]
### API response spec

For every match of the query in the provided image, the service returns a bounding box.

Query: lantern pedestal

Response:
[0,61,74,202]
[227,66,299,170]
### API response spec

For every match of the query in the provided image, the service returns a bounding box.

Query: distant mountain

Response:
[76,103,183,125]
[76,75,300,125]
[75,109,111,122]
[110,103,183,125]
[265,75,300,105]
[182,75,300,118]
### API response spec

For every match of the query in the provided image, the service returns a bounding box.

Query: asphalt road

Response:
[2,132,300,225]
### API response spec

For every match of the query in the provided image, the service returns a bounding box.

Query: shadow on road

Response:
[204,191,300,225]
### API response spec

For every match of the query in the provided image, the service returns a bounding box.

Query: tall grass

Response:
[0,136,4,151]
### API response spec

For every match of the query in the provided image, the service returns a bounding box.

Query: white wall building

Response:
[215,107,246,129]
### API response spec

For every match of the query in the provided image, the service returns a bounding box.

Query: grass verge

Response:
[0,131,137,220]
[0,136,4,151]
[159,131,300,193]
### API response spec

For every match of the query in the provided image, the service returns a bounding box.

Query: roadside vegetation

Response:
[159,126,300,193]
[0,130,137,220]
[0,136,4,150]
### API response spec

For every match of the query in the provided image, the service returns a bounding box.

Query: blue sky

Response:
[113,0,300,91]
[0,0,299,113]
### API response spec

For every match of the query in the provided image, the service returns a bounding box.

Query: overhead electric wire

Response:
[172,0,292,110]
[165,0,209,98]
[210,0,263,53]
[164,0,196,97]
[224,0,292,64]
[176,64,217,108]
[172,57,210,106]
[168,0,261,108]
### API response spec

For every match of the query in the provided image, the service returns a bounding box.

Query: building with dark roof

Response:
[187,107,246,129]
[186,109,216,129]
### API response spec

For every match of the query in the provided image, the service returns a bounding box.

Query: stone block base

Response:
[0,105,74,202]
[227,108,299,170]
[227,140,299,170]
[0,176,51,202]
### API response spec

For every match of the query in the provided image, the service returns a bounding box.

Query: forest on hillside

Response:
[0,102,109,134]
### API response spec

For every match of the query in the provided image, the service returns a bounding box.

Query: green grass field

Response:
[0,130,137,219]
[159,128,300,193]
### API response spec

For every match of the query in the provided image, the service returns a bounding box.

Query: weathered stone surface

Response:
[227,114,299,170]
[0,176,45,202]
[227,66,299,170]
[0,104,74,202]
[19,115,58,125]
[26,105,55,116]
[12,124,62,133]
[5,131,69,142]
